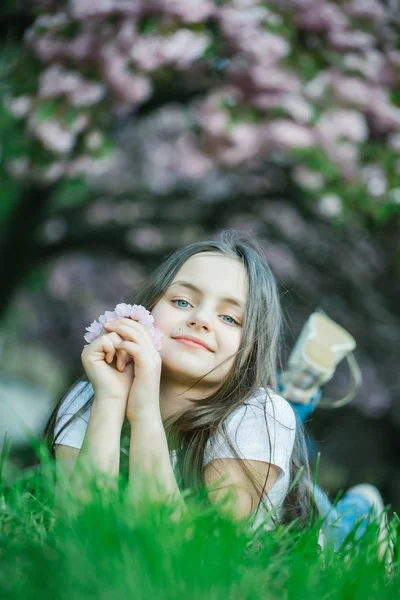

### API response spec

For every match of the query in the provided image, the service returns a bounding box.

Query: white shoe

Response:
[280,310,362,409]
[345,484,395,566]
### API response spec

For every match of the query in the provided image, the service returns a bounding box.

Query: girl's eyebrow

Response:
[170,280,245,310]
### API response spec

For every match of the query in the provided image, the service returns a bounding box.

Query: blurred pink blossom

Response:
[11,0,400,198]
[361,164,388,196]
[250,67,300,94]
[346,0,386,22]
[330,74,377,107]
[131,30,210,71]
[343,51,387,82]
[295,3,348,33]
[67,154,115,177]
[265,120,315,150]
[316,109,368,143]
[66,32,99,61]
[219,7,289,62]
[329,30,374,51]
[195,89,237,136]
[39,65,106,106]
[216,122,265,164]
[304,72,332,100]
[101,45,152,103]
[156,0,215,23]
[30,33,65,62]
[281,95,313,123]
[85,130,104,151]
[324,141,360,180]
[28,118,76,154]
[388,50,400,67]
[70,0,142,19]
[293,165,325,190]
[4,95,32,118]
[115,19,137,51]
[318,193,343,218]
[173,135,214,178]
[388,132,400,150]
[39,65,81,96]
[69,81,106,106]
[369,100,400,132]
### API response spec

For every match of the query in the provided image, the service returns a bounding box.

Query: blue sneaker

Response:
[343,484,395,566]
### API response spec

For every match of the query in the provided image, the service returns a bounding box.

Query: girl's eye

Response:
[222,315,239,325]
[172,299,191,308]
[172,299,240,325]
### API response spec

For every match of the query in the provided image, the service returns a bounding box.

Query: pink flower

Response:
[149,325,163,352]
[131,30,209,71]
[69,81,106,107]
[84,303,162,352]
[101,45,152,104]
[219,7,289,62]
[328,30,374,51]
[330,75,375,108]
[218,122,264,164]
[39,65,106,107]
[157,0,215,23]
[264,120,315,149]
[249,67,300,94]
[84,320,104,344]
[316,109,368,143]
[293,165,325,190]
[195,89,236,136]
[98,310,118,324]
[67,154,115,177]
[345,0,386,23]
[39,65,81,97]
[69,0,141,19]
[295,3,348,33]
[30,118,76,154]
[343,51,386,82]
[129,304,155,328]
[281,95,313,123]
[324,141,359,181]
[4,95,32,118]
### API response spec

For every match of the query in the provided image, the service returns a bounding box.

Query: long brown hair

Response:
[43,230,313,527]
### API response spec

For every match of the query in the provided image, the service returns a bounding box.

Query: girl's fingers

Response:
[99,332,122,364]
[116,349,128,371]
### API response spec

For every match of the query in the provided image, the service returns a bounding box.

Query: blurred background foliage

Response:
[0,1,399,510]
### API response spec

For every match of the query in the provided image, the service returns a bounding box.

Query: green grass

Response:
[0,435,399,600]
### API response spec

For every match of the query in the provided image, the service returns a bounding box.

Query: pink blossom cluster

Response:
[5,0,400,207]
[84,303,163,352]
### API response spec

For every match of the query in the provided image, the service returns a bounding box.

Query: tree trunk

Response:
[0,183,55,319]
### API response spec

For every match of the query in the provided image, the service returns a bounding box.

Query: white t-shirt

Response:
[54,381,296,530]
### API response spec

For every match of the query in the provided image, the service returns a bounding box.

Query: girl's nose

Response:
[187,307,213,330]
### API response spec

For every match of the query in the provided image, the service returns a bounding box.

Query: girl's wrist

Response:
[127,405,163,427]
[93,393,127,424]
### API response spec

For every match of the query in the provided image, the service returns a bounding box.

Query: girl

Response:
[43,231,390,554]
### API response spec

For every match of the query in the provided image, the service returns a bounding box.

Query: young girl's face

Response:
[151,252,248,392]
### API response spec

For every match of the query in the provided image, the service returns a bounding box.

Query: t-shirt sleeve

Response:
[203,389,296,484]
[53,380,94,450]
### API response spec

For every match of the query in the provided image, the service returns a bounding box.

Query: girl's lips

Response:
[173,338,212,351]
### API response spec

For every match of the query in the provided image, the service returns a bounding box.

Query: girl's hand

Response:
[81,329,135,413]
[102,318,162,422]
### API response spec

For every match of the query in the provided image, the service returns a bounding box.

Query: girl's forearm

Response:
[72,395,125,481]
[128,410,188,519]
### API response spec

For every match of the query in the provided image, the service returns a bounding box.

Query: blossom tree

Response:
[3,0,400,220]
